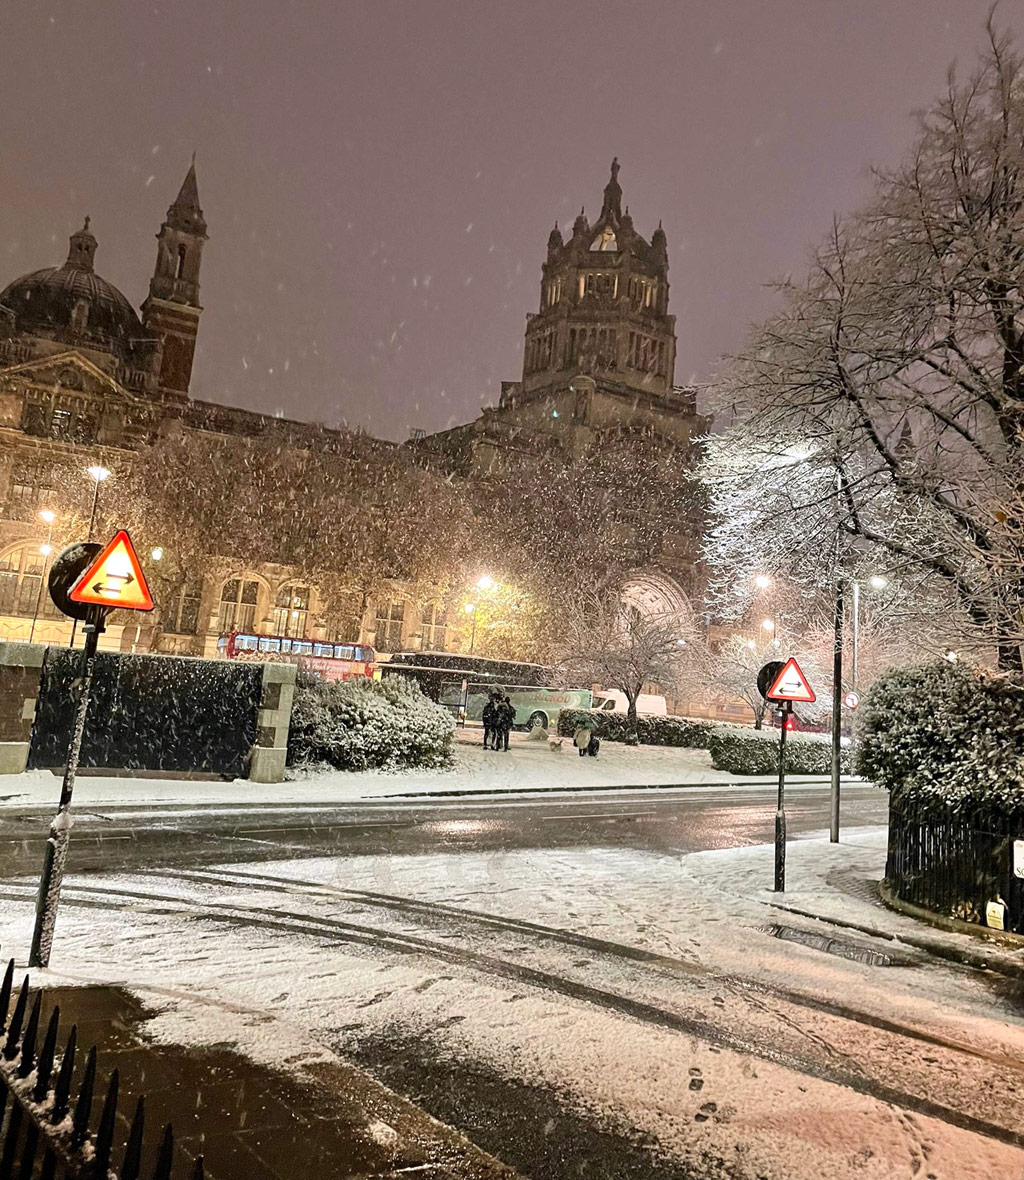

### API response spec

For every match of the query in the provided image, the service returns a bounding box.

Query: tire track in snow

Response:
[0,877,1021,1152]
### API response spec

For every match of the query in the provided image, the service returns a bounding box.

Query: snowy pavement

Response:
[0,826,1022,1178]
[2,730,854,811]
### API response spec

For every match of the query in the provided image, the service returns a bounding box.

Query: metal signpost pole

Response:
[830,579,844,843]
[29,606,106,968]
[775,701,790,892]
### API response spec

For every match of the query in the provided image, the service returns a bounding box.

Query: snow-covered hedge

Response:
[707,725,846,776]
[557,708,715,748]
[857,661,1024,821]
[287,674,455,772]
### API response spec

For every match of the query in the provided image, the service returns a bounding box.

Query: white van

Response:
[592,690,668,717]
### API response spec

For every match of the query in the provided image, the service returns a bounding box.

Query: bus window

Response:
[236,635,259,651]
[259,638,281,653]
[314,643,333,657]
[295,641,313,655]
[335,644,355,660]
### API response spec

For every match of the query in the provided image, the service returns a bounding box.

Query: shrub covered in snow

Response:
[857,661,1024,821]
[706,725,846,776]
[287,674,455,772]
[557,709,715,748]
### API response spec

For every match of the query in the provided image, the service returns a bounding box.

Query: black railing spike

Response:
[92,1067,119,1176]
[0,960,14,1032]
[16,1118,40,1180]
[17,991,41,1078]
[0,1099,24,1177]
[150,1123,174,1180]
[70,1044,96,1148]
[50,1024,77,1124]
[38,1151,57,1180]
[190,1156,205,1180]
[33,1006,60,1103]
[3,978,29,1061]
[120,1095,145,1180]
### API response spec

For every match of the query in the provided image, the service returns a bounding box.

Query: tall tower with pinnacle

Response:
[142,158,207,398]
[520,158,676,405]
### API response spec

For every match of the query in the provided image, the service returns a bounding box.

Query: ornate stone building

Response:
[0,165,417,656]
[0,159,706,658]
[419,160,708,614]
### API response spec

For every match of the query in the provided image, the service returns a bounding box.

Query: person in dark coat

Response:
[482,696,497,749]
[497,695,515,751]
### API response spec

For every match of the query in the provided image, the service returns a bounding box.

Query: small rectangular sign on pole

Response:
[1014,840,1024,880]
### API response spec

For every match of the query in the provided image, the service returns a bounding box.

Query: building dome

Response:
[0,220,144,353]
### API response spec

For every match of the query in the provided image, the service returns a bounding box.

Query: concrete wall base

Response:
[0,742,29,775]
[249,745,287,784]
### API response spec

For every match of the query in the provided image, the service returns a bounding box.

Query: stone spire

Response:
[166,155,206,236]
[66,217,98,271]
[599,157,623,224]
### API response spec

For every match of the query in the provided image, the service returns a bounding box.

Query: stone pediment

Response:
[0,350,128,401]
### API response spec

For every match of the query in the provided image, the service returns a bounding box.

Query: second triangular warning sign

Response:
[765,657,816,704]
[69,530,154,612]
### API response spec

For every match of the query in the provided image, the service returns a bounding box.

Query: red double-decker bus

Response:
[217,632,375,682]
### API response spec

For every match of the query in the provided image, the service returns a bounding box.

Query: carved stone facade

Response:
[419,161,708,613]
[0,160,706,658]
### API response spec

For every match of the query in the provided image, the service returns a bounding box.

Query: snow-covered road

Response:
[2,829,1021,1179]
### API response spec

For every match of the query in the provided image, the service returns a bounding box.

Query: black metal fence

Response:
[886,800,1024,934]
[0,955,203,1179]
[29,649,262,778]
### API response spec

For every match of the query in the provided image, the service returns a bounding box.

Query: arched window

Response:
[176,245,188,279]
[220,578,260,633]
[0,544,59,619]
[323,593,364,644]
[273,583,311,638]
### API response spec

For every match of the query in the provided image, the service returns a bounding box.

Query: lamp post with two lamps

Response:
[28,509,56,644]
[69,466,111,648]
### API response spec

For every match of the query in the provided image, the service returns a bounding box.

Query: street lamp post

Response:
[465,602,478,654]
[70,466,111,648]
[28,510,56,644]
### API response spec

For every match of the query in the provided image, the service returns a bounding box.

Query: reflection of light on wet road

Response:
[422,819,494,837]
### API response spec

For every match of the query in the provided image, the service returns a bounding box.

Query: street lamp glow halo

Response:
[87,465,111,483]
[754,574,772,590]
[869,575,888,590]
[39,509,55,524]
[476,575,495,590]
[761,618,775,631]
[151,547,164,561]
[464,603,476,614]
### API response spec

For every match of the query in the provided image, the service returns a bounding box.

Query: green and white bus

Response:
[383,651,591,730]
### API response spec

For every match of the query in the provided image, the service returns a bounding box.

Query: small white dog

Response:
[548,735,564,752]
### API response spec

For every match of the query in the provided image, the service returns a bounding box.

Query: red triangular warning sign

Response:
[69,530,154,612]
[765,657,816,704]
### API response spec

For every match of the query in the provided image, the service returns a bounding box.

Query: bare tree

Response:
[704,22,1024,672]
[562,591,697,743]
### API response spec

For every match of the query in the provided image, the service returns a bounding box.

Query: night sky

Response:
[0,2,1014,439]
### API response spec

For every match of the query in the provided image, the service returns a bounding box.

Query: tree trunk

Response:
[626,696,639,746]
[997,638,1023,676]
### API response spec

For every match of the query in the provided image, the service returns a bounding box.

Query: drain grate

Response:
[759,923,913,967]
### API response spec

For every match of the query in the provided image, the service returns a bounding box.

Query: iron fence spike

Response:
[70,1044,96,1148]
[0,961,14,1032]
[3,979,29,1061]
[190,1155,205,1180]
[17,992,41,1078]
[150,1123,174,1180]
[33,1006,60,1104]
[50,1024,77,1124]
[120,1095,145,1180]
[92,1067,119,1175]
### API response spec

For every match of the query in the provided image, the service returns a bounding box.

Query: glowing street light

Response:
[761,618,775,632]
[39,509,55,525]
[151,547,164,562]
[476,574,495,591]
[754,574,772,590]
[869,575,888,591]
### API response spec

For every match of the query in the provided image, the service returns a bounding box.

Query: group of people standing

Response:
[482,693,515,751]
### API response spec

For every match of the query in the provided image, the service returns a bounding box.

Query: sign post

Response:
[29,530,153,968]
[759,657,817,893]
